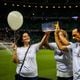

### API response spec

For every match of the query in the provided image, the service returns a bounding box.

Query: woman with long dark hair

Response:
[12,32,49,80]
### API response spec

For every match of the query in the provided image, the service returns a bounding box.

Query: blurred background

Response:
[0,0,80,80]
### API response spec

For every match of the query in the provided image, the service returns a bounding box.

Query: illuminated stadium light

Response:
[58,6,60,8]
[4,3,7,6]
[75,5,78,8]
[32,13,35,16]
[35,6,37,8]
[45,6,48,8]
[28,5,31,8]
[17,4,20,7]
[40,6,43,8]
[63,6,66,8]
[23,5,26,7]
[68,6,72,8]
[52,6,55,8]
[12,4,15,6]
[72,16,78,20]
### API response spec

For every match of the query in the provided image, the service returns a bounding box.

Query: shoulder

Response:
[70,42,75,46]
[31,43,40,48]
[17,47,24,51]
[30,43,40,51]
[66,42,74,49]
[16,47,22,53]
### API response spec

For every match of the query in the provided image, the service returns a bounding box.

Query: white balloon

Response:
[7,11,23,31]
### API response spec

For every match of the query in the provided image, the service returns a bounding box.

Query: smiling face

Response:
[72,28,80,42]
[22,33,30,44]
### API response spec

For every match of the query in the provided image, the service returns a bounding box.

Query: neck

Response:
[24,43,29,47]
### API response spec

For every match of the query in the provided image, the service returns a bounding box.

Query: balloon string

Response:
[14,31,16,43]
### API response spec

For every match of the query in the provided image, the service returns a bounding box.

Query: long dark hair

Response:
[16,32,30,47]
[77,28,80,32]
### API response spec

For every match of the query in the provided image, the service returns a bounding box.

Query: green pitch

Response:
[0,49,56,80]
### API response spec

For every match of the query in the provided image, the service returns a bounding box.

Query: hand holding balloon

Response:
[11,42,17,50]
[7,11,23,43]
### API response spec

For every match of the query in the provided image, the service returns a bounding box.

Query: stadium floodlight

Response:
[72,16,78,20]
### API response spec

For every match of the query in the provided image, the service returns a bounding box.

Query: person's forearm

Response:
[55,32,66,50]
[55,32,69,51]
[39,32,50,48]
[59,31,70,45]
[55,32,62,49]
[12,50,19,64]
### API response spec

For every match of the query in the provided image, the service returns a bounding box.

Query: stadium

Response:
[0,0,80,80]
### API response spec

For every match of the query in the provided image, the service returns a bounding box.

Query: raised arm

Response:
[39,32,50,48]
[54,21,69,45]
[58,30,70,45]
[54,29,70,51]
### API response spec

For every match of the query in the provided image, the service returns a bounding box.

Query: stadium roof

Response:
[0,0,80,21]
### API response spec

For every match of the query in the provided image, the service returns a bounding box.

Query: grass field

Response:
[0,49,56,80]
